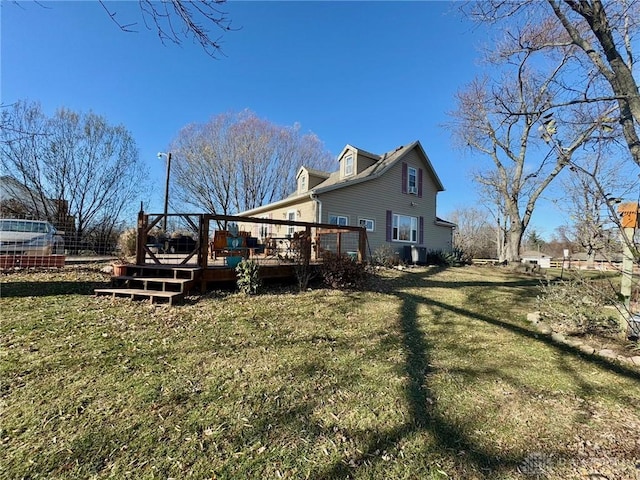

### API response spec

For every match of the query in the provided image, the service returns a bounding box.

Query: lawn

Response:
[1,265,639,479]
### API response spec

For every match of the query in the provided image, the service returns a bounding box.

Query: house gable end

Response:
[337,144,381,178]
[313,140,445,196]
[296,166,330,194]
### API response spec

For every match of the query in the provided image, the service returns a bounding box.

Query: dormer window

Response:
[344,155,354,176]
[407,166,417,194]
[300,174,306,192]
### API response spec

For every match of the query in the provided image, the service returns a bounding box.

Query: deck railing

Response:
[135,210,367,268]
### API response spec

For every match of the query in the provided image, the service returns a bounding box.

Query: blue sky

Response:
[1,1,567,238]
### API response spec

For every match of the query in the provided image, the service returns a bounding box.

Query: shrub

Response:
[320,252,369,289]
[371,245,401,268]
[292,232,315,291]
[424,248,471,267]
[450,247,472,265]
[117,228,137,258]
[537,276,620,335]
[236,259,261,295]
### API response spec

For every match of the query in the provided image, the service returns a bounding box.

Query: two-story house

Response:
[239,140,455,259]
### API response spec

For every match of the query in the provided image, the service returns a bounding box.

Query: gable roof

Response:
[435,217,457,228]
[337,144,380,162]
[240,140,445,216]
[296,166,331,180]
[314,140,444,194]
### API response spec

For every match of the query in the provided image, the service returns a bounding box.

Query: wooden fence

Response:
[472,258,627,272]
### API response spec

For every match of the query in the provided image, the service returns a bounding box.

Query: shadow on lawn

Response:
[376,268,639,381]
[0,280,109,297]
[314,280,525,479]
[314,267,640,479]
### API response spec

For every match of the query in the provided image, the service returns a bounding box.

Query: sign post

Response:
[561,248,569,280]
[618,203,638,336]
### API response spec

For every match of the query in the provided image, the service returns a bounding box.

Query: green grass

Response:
[1,265,639,479]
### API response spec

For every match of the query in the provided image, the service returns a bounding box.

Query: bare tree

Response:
[465,0,640,167]
[560,153,638,266]
[451,71,601,261]
[547,225,577,258]
[0,100,148,252]
[169,110,333,221]
[547,0,640,166]
[100,0,234,58]
[449,207,497,259]
[7,1,233,59]
[450,8,618,262]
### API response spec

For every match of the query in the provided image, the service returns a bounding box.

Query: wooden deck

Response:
[94,211,366,305]
[94,261,321,305]
[137,258,320,287]
[134,212,367,270]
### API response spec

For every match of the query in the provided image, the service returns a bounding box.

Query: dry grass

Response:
[1,264,639,479]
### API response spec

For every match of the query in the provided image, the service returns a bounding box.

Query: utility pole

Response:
[158,152,172,232]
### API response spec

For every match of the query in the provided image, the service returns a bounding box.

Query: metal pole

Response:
[163,152,172,232]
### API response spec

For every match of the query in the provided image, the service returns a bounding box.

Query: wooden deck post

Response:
[304,226,312,264]
[136,209,146,265]
[199,215,209,292]
[358,228,367,263]
[199,215,209,269]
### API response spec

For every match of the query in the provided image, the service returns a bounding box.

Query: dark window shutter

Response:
[402,163,407,194]
[386,210,393,242]
[419,216,424,245]
[418,168,423,198]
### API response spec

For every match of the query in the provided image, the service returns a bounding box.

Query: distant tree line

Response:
[450,205,625,264]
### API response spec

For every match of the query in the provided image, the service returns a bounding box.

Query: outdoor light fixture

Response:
[158,152,172,232]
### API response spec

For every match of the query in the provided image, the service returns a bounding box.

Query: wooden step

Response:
[94,288,183,305]
[112,276,194,293]
[133,265,201,280]
[117,265,202,280]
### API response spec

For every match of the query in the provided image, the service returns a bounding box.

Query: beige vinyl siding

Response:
[239,142,453,259]
[308,173,327,189]
[318,148,445,255]
[431,223,454,251]
[355,153,377,174]
[244,198,316,238]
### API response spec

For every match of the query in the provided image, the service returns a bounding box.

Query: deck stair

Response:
[95,265,202,306]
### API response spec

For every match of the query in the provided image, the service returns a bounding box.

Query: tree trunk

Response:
[548,0,640,167]
[500,222,524,263]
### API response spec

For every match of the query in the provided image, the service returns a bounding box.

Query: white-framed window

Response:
[259,215,271,240]
[393,214,417,242]
[299,174,306,192]
[329,214,348,226]
[407,166,418,195]
[287,210,296,236]
[344,155,354,176]
[358,217,375,232]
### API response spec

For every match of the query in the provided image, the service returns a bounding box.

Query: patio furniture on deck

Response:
[210,230,254,261]
[209,230,229,259]
[245,236,264,256]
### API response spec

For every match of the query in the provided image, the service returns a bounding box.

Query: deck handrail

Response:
[136,210,367,268]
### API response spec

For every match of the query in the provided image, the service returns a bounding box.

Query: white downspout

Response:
[310,192,322,223]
